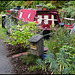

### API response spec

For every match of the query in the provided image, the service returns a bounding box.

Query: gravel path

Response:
[0,40,14,74]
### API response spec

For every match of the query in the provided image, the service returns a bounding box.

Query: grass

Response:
[0,25,8,41]
[0,12,9,42]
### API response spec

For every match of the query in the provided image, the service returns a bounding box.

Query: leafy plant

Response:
[44,27,75,55]
[42,27,75,74]
[59,1,75,23]
[36,45,75,74]
[0,1,11,12]
[20,53,38,65]
[28,65,38,72]
[42,5,48,10]
[8,20,40,48]
[62,6,75,19]
[0,25,8,42]
[46,3,56,9]
[56,48,71,74]
[36,58,46,72]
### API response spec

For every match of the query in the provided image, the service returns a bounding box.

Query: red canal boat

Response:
[6,6,75,31]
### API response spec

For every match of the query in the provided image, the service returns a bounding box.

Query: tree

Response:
[0,1,11,12]
[61,1,75,18]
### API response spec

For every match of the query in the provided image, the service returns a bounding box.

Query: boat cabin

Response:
[6,8,61,30]
[35,9,61,30]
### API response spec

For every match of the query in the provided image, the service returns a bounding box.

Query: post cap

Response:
[28,35,43,42]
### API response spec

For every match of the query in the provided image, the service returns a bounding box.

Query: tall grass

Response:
[0,12,8,42]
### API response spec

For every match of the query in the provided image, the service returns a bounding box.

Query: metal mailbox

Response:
[28,35,44,56]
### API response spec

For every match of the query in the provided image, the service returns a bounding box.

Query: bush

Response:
[0,25,8,42]
[44,27,75,55]
[36,45,75,74]
[62,6,75,19]
[8,20,40,48]
[46,3,56,9]
[28,65,38,72]
[20,53,38,65]
[37,26,75,74]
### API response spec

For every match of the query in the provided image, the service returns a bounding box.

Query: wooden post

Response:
[51,15,55,27]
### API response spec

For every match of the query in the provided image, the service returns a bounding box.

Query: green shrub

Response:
[46,3,56,9]
[8,20,40,48]
[44,27,75,55]
[0,25,8,42]
[20,53,38,65]
[38,27,75,74]
[28,65,38,72]
[62,6,75,19]
[36,45,75,74]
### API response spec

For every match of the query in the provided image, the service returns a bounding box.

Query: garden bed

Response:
[7,44,29,57]
[6,27,75,74]
[11,57,47,74]
[6,42,47,74]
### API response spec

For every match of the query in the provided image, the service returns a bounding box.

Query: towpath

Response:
[0,39,14,74]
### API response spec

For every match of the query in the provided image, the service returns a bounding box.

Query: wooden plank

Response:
[12,52,29,58]
[51,15,54,27]
[64,17,75,21]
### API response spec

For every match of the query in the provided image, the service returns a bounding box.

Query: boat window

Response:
[44,15,48,24]
[28,13,31,19]
[19,12,23,18]
[37,15,42,24]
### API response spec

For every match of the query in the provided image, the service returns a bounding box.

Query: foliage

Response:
[0,1,11,12]
[36,45,75,74]
[38,25,75,74]
[0,1,17,12]
[0,14,8,42]
[0,1,68,12]
[8,20,40,48]
[31,1,42,9]
[59,1,75,24]
[42,5,48,10]
[7,1,50,9]
[44,27,75,55]
[40,2,56,10]
[0,25,8,42]
[28,65,38,72]
[6,1,64,10]
[20,53,38,65]
[62,6,75,18]
[36,59,47,72]
[46,3,56,9]
[50,1,66,9]
[9,1,25,8]
[25,1,49,9]
[63,1,75,8]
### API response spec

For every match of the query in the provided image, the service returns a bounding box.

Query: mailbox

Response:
[28,35,44,56]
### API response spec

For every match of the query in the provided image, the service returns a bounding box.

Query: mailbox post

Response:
[28,35,44,56]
